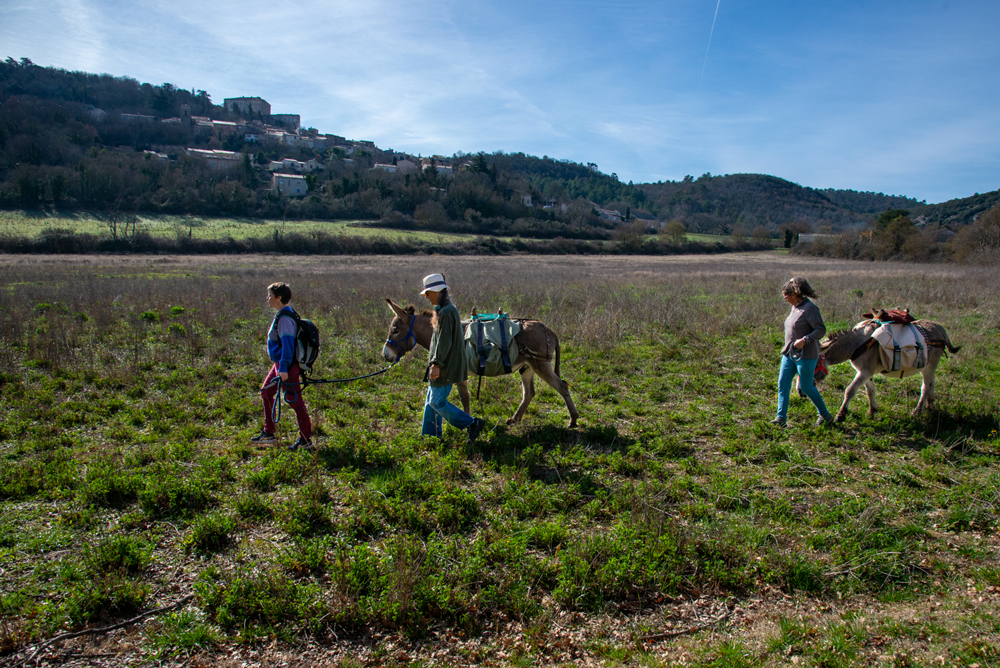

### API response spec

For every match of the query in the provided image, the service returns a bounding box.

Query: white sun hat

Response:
[420,273,449,294]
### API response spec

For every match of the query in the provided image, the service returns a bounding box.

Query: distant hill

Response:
[1,57,995,239]
[812,189,924,214]
[636,174,867,234]
[910,191,1000,228]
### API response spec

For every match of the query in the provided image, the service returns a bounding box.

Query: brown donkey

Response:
[382,299,579,428]
[819,319,960,421]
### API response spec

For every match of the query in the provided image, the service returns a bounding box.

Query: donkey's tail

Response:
[936,328,961,354]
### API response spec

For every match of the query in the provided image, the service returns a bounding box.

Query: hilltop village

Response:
[125,95,461,201]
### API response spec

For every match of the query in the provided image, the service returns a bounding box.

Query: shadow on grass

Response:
[841,407,1000,456]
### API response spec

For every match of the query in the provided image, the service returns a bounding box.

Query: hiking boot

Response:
[288,436,314,451]
[251,429,276,445]
[466,418,486,445]
[769,417,787,428]
[815,414,834,428]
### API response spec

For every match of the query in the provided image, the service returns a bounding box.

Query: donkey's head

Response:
[821,320,877,365]
[383,299,420,363]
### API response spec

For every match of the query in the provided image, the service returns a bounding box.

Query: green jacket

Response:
[428,301,468,386]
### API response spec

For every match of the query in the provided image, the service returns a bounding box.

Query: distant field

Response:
[0,211,782,248]
[0,211,480,244]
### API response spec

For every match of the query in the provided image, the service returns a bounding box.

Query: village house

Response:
[187,148,242,170]
[224,97,271,116]
[421,157,453,177]
[211,120,241,137]
[291,135,331,150]
[372,163,398,174]
[542,198,569,213]
[395,159,419,174]
[271,173,308,197]
[597,207,623,222]
[267,158,323,173]
[120,113,155,123]
[271,114,300,132]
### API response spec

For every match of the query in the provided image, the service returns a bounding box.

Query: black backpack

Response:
[278,309,320,374]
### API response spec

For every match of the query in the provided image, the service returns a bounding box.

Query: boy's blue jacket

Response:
[267,306,297,372]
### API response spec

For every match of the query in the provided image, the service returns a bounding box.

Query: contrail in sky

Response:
[701,0,722,82]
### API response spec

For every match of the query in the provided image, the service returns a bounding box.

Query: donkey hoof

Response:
[835,413,847,423]
[505,417,518,425]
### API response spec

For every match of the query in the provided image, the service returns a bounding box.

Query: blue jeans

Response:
[776,355,831,420]
[422,384,474,437]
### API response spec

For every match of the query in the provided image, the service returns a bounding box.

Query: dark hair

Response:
[430,289,450,330]
[782,277,817,300]
[268,282,292,304]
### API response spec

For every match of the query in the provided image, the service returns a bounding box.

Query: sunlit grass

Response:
[0,253,998,664]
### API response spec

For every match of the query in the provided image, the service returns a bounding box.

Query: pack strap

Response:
[907,322,926,369]
[498,321,512,374]
[476,320,488,377]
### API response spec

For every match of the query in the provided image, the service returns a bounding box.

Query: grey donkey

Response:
[817,319,960,421]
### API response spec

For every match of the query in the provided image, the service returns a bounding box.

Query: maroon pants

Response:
[261,364,312,438]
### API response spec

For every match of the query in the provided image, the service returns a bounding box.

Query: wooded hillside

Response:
[1,58,994,242]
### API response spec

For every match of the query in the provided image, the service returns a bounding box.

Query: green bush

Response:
[139,465,214,518]
[197,567,328,634]
[183,511,236,554]
[86,535,152,575]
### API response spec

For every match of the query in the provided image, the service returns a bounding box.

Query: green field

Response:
[0,210,481,244]
[1,253,998,666]
[0,210,752,248]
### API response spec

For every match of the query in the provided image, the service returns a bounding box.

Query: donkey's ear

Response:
[386,299,407,318]
[405,304,416,314]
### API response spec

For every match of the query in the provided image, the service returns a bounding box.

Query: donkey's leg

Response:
[836,369,869,422]
[507,366,536,425]
[914,360,939,415]
[534,361,579,428]
[457,380,471,415]
[864,378,878,416]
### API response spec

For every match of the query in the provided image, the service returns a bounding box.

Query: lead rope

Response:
[260,363,397,425]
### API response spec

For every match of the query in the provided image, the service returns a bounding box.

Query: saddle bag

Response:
[872,322,926,377]
[464,314,521,377]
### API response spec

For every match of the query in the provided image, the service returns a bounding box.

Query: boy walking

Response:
[252,282,313,450]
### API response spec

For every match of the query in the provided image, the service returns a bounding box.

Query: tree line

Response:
[794,204,1000,264]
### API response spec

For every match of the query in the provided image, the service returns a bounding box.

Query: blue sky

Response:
[2,0,998,203]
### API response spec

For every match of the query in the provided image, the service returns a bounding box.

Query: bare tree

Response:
[106,191,140,242]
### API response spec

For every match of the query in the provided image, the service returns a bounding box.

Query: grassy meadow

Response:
[1,253,999,666]
[0,210,478,244]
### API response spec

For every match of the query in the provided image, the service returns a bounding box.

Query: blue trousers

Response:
[776,355,831,421]
[422,384,474,437]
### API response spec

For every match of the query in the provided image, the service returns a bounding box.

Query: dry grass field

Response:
[1,253,999,667]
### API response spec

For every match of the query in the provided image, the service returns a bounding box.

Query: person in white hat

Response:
[419,273,486,444]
